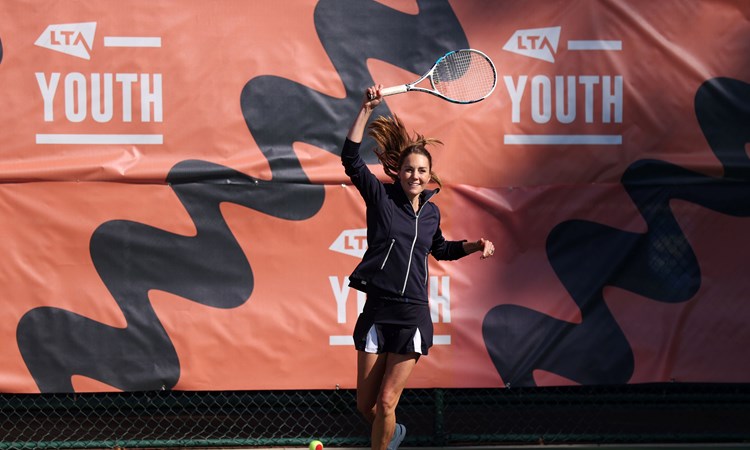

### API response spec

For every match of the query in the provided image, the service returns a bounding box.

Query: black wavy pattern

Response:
[483,78,750,386]
[16,0,468,393]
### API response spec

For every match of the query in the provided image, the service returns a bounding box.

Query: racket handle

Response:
[380,85,408,97]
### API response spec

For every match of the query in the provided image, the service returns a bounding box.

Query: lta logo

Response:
[35,22,96,60]
[503,26,561,63]
[330,229,368,258]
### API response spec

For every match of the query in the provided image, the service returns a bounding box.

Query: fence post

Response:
[434,389,446,446]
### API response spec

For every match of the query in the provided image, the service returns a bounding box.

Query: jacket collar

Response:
[393,182,440,210]
[422,187,439,203]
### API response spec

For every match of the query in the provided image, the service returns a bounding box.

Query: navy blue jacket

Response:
[341,138,468,303]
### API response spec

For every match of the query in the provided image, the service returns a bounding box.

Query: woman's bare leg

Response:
[369,353,418,450]
[357,350,387,424]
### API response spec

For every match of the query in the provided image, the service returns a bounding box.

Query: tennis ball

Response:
[309,440,323,450]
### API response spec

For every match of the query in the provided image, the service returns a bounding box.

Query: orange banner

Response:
[1,0,749,393]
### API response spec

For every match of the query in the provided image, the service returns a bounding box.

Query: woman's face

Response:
[399,153,432,200]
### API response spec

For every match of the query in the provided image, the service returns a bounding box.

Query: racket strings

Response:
[432,51,496,103]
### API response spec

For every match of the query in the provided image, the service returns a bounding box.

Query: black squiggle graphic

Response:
[483,78,750,386]
[241,0,468,172]
[17,163,321,392]
[16,0,469,393]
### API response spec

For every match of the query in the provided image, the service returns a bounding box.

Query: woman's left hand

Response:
[477,238,495,259]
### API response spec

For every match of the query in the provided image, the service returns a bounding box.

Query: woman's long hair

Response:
[367,115,443,188]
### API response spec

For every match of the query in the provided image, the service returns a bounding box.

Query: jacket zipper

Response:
[380,238,395,270]
[400,203,428,296]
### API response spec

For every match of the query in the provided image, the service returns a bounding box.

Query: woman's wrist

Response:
[347,106,374,142]
[463,239,482,254]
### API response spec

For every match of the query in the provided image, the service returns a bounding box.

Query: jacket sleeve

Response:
[341,138,386,206]
[430,214,468,261]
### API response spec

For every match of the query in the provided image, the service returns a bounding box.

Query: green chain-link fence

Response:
[2,384,750,449]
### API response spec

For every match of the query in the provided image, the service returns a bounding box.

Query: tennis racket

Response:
[370,49,497,104]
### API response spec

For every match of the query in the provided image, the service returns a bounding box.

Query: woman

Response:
[342,85,495,450]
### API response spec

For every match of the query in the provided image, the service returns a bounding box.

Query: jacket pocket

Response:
[380,238,395,270]
[423,254,429,285]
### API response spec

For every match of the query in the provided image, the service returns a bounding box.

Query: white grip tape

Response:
[380,85,408,97]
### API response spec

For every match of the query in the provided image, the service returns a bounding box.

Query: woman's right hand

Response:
[363,84,383,111]
[347,84,383,142]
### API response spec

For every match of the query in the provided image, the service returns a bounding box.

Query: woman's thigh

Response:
[357,351,387,415]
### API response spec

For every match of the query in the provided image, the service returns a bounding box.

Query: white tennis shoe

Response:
[387,423,406,450]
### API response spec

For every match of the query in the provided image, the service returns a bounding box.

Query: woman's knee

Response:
[375,389,401,416]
